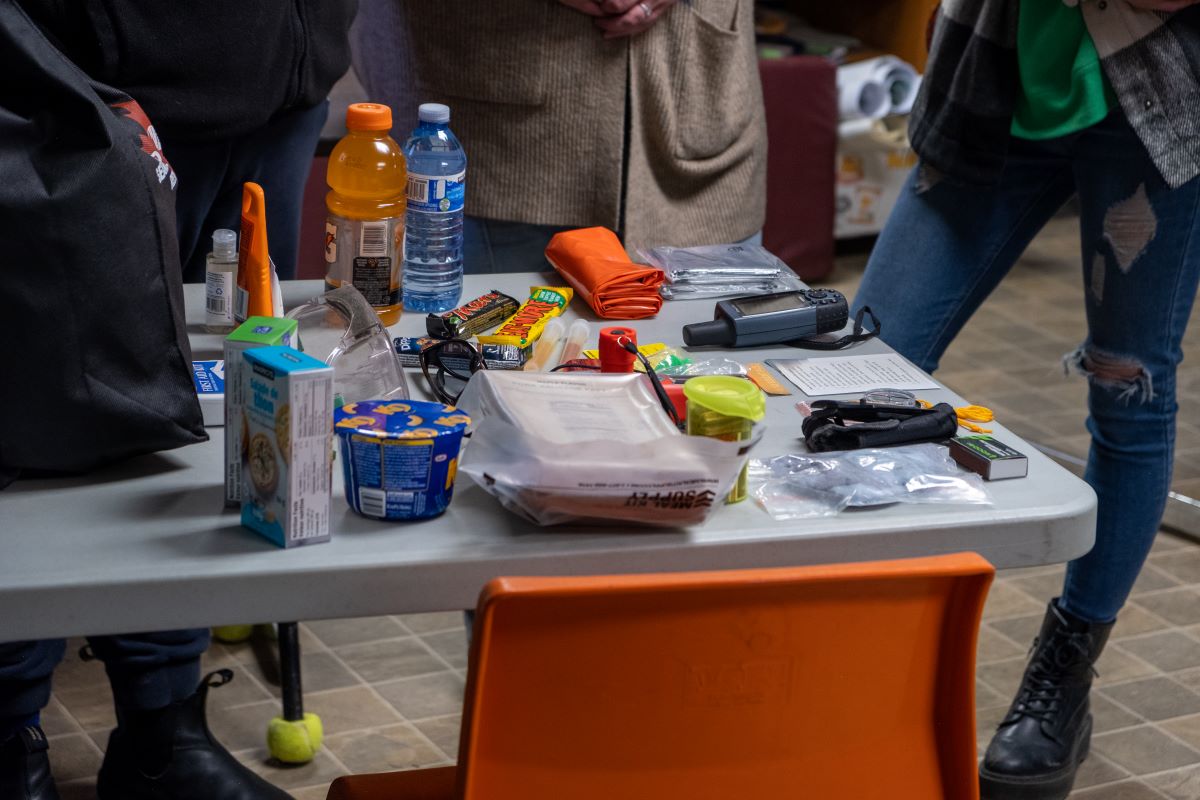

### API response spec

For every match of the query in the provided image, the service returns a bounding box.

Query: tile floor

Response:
[44,213,1200,798]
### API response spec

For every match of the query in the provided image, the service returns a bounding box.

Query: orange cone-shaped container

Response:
[235,182,274,322]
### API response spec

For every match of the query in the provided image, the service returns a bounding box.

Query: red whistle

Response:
[598,326,637,373]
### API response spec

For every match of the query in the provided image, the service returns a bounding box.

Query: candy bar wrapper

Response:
[425,289,519,339]
[476,286,573,348]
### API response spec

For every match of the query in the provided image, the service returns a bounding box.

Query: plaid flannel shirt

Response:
[911,0,1200,188]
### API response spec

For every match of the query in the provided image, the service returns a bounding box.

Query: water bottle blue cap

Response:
[418,103,451,124]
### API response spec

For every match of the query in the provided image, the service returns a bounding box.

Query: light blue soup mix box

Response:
[223,316,298,506]
[240,346,333,548]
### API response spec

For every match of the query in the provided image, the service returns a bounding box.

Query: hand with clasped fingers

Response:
[558,0,683,39]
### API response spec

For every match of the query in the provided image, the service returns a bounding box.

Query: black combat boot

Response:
[0,726,60,800]
[96,669,292,800]
[979,600,1114,800]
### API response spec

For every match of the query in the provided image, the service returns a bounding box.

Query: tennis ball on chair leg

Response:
[212,625,254,643]
[267,713,323,764]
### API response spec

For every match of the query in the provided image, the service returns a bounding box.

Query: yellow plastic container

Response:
[684,376,766,503]
[325,103,407,326]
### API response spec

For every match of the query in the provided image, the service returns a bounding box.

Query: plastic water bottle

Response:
[402,103,465,313]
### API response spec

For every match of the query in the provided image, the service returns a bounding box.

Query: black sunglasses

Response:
[419,338,487,406]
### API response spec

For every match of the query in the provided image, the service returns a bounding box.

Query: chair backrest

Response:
[456,553,993,800]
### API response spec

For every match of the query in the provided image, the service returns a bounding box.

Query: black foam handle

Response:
[682,319,732,347]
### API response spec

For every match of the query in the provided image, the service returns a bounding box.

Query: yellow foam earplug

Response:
[267,713,323,764]
[212,625,254,643]
[955,405,996,434]
[917,400,996,434]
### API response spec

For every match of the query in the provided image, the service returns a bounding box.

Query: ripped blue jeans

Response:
[851,110,1200,624]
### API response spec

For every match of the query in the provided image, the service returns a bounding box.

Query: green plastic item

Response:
[684,377,765,503]
[227,315,298,346]
[683,376,766,422]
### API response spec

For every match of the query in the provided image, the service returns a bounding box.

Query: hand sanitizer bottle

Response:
[204,229,238,333]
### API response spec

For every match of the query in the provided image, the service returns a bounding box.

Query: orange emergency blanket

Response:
[545,227,664,319]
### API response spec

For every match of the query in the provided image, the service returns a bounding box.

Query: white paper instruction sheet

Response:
[766,354,939,397]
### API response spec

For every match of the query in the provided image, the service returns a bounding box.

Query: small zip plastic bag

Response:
[641,243,804,300]
[748,443,991,520]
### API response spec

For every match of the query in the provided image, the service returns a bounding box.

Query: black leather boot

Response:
[979,600,1114,800]
[96,669,292,800]
[0,726,60,800]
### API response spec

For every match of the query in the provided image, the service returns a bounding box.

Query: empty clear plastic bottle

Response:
[402,103,465,313]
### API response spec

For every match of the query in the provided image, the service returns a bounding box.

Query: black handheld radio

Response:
[682,289,850,348]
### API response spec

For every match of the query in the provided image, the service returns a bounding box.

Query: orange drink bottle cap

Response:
[345,103,392,131]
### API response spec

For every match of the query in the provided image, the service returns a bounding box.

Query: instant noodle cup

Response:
[334,400,470,520]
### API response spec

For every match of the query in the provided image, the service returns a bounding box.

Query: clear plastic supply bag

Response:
[641,243,805,300]
[748,443,991,520]
[456,371,757,527]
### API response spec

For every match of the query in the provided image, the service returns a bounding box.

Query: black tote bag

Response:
[0,1,207,484]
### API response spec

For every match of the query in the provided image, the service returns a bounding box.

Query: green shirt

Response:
[1011,0,1114,140]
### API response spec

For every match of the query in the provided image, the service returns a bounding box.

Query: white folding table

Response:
[0,275,1096,642]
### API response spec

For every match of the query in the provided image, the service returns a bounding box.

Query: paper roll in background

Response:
[837,77,888,121]
[837,56,920,120]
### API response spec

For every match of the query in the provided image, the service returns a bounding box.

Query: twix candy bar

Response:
[425,289,519,339]
[477,286,573,348]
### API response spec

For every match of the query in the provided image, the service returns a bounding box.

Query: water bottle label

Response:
[325,214,403,308]
[407,171,465,214]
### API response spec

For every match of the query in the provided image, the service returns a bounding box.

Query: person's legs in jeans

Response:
[0,632,209,735]
[463,217,573,274]
[0,640,65,799]
[1,631,210,798]
[2,631,211,737]
[462,218,763,275]
[169,101,329,282]
[0,640,66,739]
[168,136,233,284]
[851,132,1103,799]
[3,630,291,798]
[869,111,1200,799]
[851,141,1076,370]
[90,628,290,798]
[86,629,210,716]
[1058,113,1200,624]
[977,113,1200,800]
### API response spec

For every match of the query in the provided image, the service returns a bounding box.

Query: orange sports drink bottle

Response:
[324,103,407,326]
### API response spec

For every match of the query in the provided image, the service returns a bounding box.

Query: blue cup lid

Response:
[334,400,469,440]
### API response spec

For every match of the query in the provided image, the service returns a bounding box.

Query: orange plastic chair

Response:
[328,553,993,800]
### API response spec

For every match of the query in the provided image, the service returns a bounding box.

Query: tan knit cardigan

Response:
[400,0,767,253]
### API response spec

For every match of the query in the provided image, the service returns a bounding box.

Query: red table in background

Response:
[758,55,837,282]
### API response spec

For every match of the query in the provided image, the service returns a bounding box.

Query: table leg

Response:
[267,622,323,764]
